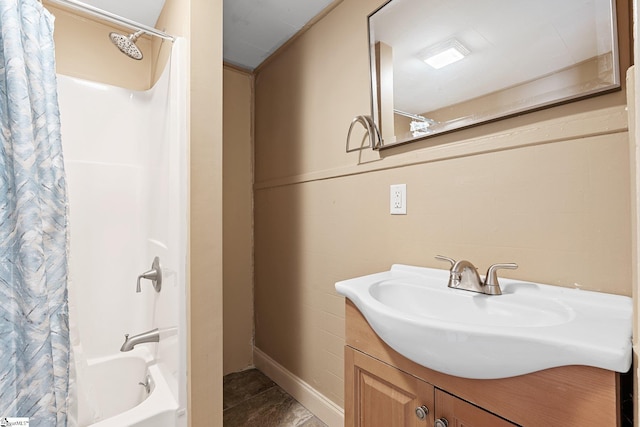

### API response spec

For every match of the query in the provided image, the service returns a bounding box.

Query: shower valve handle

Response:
[136,257,162,293]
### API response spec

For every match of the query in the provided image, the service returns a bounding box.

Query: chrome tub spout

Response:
[120,328,159,352]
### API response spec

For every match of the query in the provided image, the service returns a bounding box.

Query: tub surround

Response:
[59,38,188,425]
[49,0,224,423]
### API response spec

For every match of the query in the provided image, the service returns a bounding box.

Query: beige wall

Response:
[48,0,224,424]
[254,0,633,410]
[223,66,255,374]
[186,1,224,425]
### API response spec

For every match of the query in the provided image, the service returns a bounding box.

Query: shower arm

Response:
[43,0,175,42]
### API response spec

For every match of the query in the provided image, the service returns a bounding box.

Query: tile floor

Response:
[223,368,328,427]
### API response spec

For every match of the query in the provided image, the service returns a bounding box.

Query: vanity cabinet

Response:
[344,300,625,426]
[347,346,516,427]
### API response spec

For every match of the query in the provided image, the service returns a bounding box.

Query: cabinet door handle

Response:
[415,405,429,420]
[435,418,449,427]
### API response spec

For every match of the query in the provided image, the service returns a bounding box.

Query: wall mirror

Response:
[369,0,620,148]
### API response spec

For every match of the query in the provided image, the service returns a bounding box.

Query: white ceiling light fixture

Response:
[420,38,470,69]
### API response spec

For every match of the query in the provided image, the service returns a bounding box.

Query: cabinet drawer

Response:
[435,389,518,427]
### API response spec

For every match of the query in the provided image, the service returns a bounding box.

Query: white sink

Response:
[335,264,632,379]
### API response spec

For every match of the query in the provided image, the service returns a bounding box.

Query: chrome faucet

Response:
[120,328,159,352]
[450,259,484,293]
[138,375,152,394]
[137,256,162,293]
[435,255,517,295]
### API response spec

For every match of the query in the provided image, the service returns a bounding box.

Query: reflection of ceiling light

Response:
[420,39,470,69]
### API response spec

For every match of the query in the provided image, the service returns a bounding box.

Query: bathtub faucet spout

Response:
[120,328,159,352]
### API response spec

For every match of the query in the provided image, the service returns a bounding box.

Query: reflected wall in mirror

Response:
[369,0,620,148]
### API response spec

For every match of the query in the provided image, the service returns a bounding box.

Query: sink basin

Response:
[370,278,574,328]
[335,264,632,379]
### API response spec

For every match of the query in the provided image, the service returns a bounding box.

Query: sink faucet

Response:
[120,328,159,352]
[450,259,484,293]
[435,255,517,295]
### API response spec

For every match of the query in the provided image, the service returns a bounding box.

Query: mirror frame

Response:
[368,0,622,150]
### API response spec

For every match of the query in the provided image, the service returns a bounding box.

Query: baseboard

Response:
[253,347,344,427]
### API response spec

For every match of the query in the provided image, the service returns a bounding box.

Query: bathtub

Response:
[75,347,179,427]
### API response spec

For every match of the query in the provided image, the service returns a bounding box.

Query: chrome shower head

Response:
[109,30,144,60]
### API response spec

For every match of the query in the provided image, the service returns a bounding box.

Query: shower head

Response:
[109,30,144,60]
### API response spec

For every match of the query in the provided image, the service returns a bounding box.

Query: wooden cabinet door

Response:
[346,346,435,427]
[434,389,518,427]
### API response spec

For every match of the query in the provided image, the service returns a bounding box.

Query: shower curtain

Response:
[0,0,70,425]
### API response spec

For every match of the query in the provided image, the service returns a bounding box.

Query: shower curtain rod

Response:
[44,0,175,41]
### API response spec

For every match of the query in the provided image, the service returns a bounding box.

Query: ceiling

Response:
[79,0,337,71]
[80,0,167,28]
[223,0,337,70]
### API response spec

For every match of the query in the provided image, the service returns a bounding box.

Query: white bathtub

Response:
[75,347,178,427]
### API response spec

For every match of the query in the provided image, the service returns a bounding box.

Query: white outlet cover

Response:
[390,184,407,215]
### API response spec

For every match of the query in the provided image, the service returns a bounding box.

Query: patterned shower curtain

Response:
[0,0,70,425]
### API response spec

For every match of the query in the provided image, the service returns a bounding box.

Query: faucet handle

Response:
[435,255,456,269]
[484,263,518,294]
[137,269,158,292]
[136,256,162,293]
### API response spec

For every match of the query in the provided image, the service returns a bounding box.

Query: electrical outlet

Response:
[390,184,407,215]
